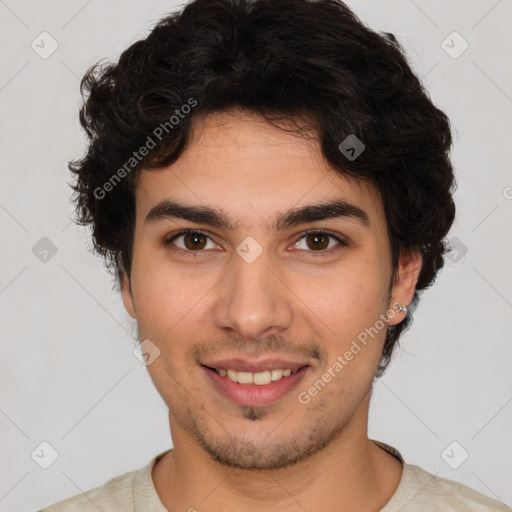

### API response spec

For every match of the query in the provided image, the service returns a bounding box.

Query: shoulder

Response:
[372,440,509,512]
[37,467,138,511]
[388,463,511,512]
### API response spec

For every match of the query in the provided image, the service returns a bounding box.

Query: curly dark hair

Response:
[69,0,456,376]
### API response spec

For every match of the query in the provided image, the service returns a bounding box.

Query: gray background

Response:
[1,0,511,510]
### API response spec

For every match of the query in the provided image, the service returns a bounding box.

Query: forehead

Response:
[134,110,384,228]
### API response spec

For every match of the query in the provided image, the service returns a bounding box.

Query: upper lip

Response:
[201,358,309,373]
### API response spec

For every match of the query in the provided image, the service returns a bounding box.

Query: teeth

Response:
[237,371,253,384]
[215,367,297,385]
[271,369,283,381]
[254,371,272,385]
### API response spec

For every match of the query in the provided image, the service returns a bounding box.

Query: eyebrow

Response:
[144,198,370,231]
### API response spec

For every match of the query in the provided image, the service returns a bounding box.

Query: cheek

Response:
[292,259,390,371]
[130,251,218,341]
[296,259,389,323]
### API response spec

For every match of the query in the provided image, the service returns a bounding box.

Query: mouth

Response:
[201,363,311,407]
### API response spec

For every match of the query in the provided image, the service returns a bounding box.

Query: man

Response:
[40,0,508,510]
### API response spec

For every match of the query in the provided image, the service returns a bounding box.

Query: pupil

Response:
[309,234,328,250]
[186,233,205,250]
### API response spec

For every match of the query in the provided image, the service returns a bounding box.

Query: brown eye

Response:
[182,232,208,250]
[165,230,217,256]
[305,233,330,250]
[293,230,346,254]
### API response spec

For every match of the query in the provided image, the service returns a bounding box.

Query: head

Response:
[70,0,455,469]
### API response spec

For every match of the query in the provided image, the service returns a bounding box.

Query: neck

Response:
[152,400,403,511]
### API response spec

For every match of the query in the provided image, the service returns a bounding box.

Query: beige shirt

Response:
[39,441,510,511]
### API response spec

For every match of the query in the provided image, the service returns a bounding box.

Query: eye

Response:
[164,229,347,258]
[292,229,347,255]
[164,230,219,257]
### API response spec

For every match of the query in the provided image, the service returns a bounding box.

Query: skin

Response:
[121,109,423,511]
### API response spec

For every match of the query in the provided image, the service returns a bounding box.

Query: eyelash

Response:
[163,229,347,258]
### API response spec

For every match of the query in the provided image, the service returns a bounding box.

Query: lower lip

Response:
[201,365,310,407]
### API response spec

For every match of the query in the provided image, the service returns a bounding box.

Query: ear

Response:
[120,270,136,319]
[388,248,423,326]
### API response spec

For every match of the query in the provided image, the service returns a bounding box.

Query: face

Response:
[122,110,421,470]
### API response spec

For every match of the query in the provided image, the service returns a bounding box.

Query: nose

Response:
[213,250,293,341]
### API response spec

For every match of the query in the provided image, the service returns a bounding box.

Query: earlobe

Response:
[388,249,423,326]
[120,271,137,319]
